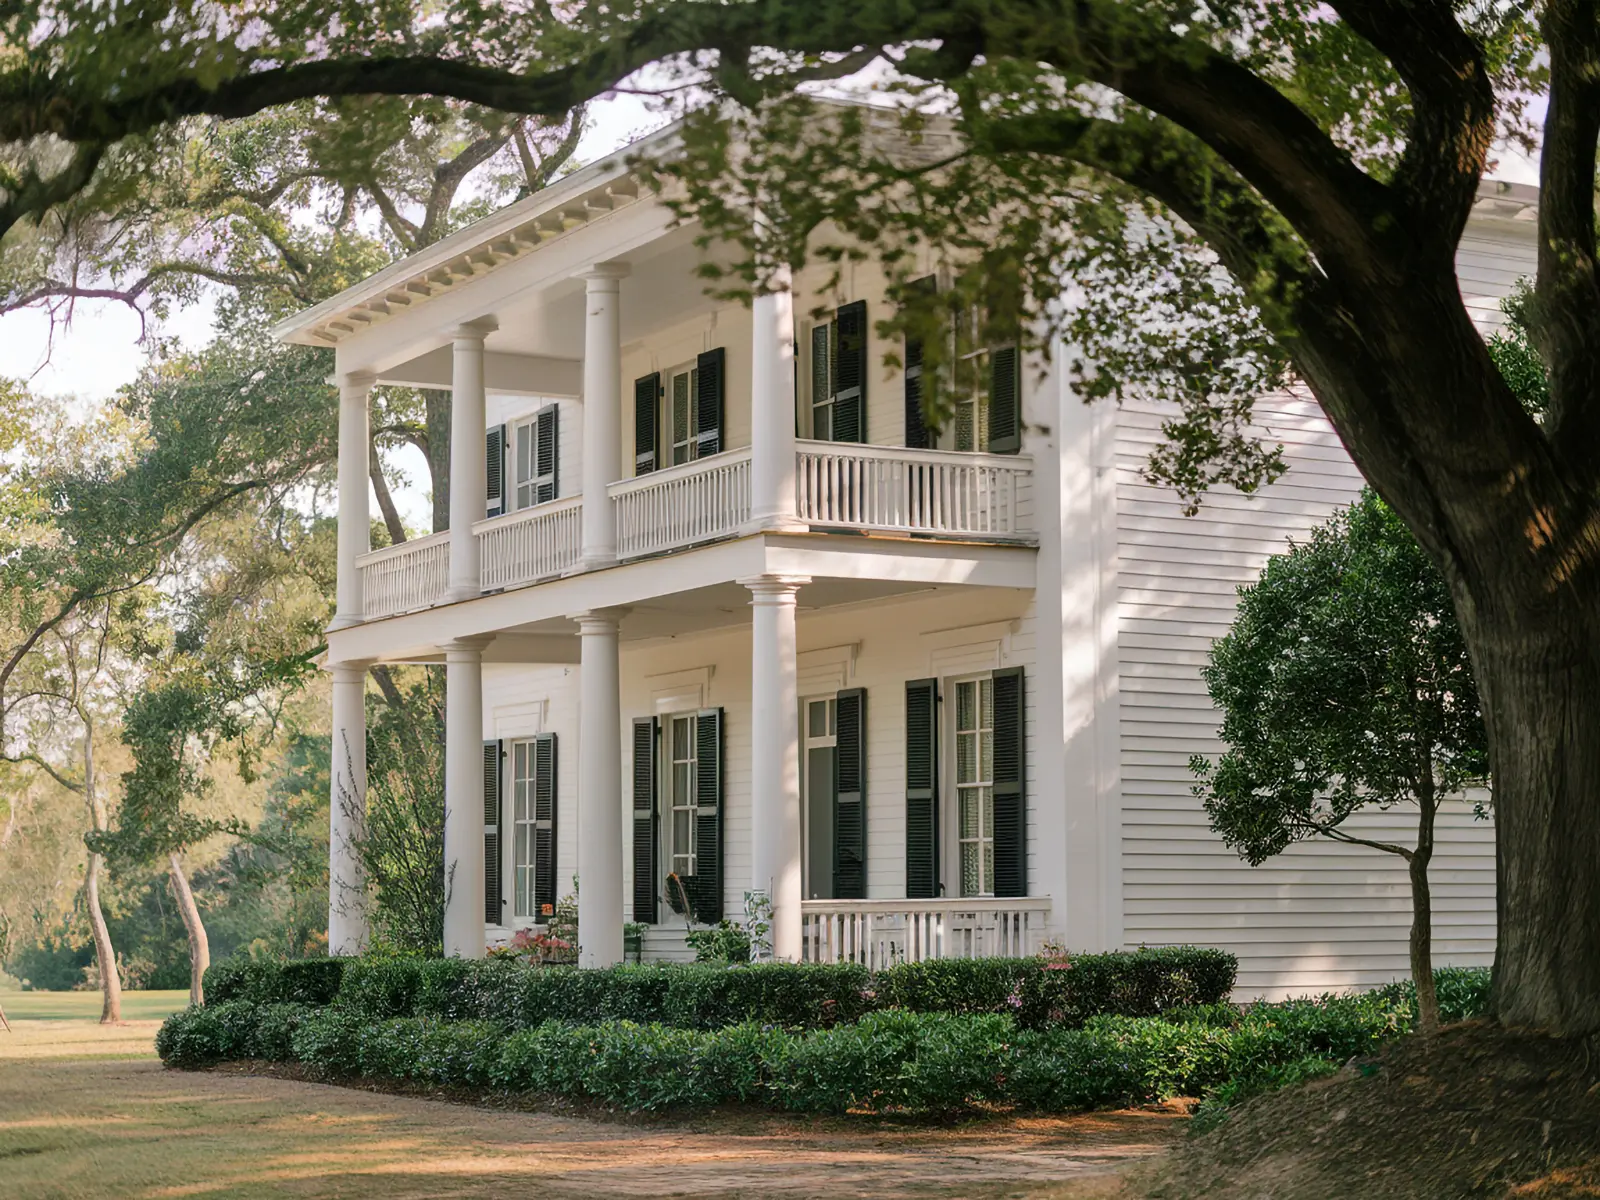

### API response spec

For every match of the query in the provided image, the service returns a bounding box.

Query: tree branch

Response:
[419,133,512,246]
[369,445,408,547]
[1535,0,1600,463]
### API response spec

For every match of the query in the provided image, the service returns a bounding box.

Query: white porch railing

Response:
[611,447,752,559]
[795,441,1030,538]
[358,531,451,619]
[800,896,1052,969]
[476,497,582,591]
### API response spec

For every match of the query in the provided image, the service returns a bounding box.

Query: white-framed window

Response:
[665,363,700,466]
[509,403,558,510]
[952,674,996,897]
[945,304,991,454]
[510,738,539,918]
[807,319,838,440]
[665,712,699,877]
[801,695,838,899]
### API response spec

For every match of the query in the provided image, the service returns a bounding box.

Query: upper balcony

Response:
[358,441,1034,620]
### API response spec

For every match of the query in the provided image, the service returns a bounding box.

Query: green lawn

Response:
[0,988,190,1022]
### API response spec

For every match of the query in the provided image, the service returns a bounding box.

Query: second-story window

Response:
[666,363,700,466]
[948,305,991,454]
[510,404,559,509]
[805,301,866,443]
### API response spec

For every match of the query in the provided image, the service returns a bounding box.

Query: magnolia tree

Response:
[1193,491,1487,1036]
[5,1,1600,1032]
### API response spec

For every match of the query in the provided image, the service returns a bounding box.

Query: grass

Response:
[0,988,190,1022]
[0,1003,1179,1200]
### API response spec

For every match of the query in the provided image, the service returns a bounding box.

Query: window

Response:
[947,305,991,454]
[511,739,538,918]
[665,713,699,877]
[510,404,558,509]
[954,676,995,897]
[802,697,838,900]
[808,321,838,440]
[666,363,699,466]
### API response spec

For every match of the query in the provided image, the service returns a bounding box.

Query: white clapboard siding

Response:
[1110,204,1533,999]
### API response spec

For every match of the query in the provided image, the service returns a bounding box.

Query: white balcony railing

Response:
[795,441,1029,538]
[476,496,582,591]
[611,447,752,559]
[800,896,1051,969]
[358,531,451,619]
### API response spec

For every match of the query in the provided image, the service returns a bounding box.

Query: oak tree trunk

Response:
[425,390,451,535]
[1467,607,1600,1034]
[167,851,210,1006]
[81,720,121,1024]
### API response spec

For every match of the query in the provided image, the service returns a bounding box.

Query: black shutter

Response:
[992,667,1026,897]
[903,277,935,449]
[631,718,659,923]
[833,300,867,443]
[904,679,940,900]
[534,406,559,504]
[634,373,661,475]
[485,425,508,517]
[695,347,726,458]
[691,707,724,922]
[833,688,868,899]
[483,740,504,924]
[988,346,1021,454]
[533,733,558,922]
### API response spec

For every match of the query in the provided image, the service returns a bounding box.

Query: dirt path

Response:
[1,1017,1183,1199]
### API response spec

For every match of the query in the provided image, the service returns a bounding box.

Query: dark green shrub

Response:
[336,957,429,1020]
[203,956,345,1006]
[1373,966,1491,1026]
[1008,1027,1147,1111]
[493,1022,595,1095]
[1081,1014,1233,1096]
[290,1007,369,1075]
[252,1003,315,1060]
[354,1018,505,1087]
[685,920,752,963]
[874,948,1237,1029]
[156,1002,258,1068]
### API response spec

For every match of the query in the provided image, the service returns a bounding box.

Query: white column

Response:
[333,372,374,628]
[579,263,629,569]
[448,318,497,600]
[744,575,808,960]
[328,660,372,955]
[749,267,802,530]
[443,636,492,958]
[575,610,626,967]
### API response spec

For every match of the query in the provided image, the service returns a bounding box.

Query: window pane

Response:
[961,843,981,896]
[808,700,828,738]
[980,731,993,785]
[956,680,975,732]
[827,699,837,735]
[673,763,689,803]
[672,717,688,759]
[980,677,994,729]
[673,809,690,853]
[960,791,980,838]
[517,425,532,482]
[981,788,994,837]
[811,324,830,407]
[983,842,995,895]
[957,732,976,785]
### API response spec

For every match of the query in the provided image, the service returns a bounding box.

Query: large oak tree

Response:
[5,1,1598,1031]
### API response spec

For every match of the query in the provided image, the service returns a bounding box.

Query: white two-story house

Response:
[279,119,1527,997]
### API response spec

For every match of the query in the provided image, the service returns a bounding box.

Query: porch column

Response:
[443,635,493,958]
[580,263,629,569]
[749,266,802,530]
[447,318,497,601]
[575,610,626,967]
[744,575,809,960]
[328,659,372,955]
[333,371,374,629]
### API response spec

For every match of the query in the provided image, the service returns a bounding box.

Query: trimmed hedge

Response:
[157,978,1483,1115]
[201,946,1236,1033]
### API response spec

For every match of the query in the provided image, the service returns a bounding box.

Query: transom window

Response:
[666,713,699,877]
[955,676,995,897]
[667,364,699,466]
